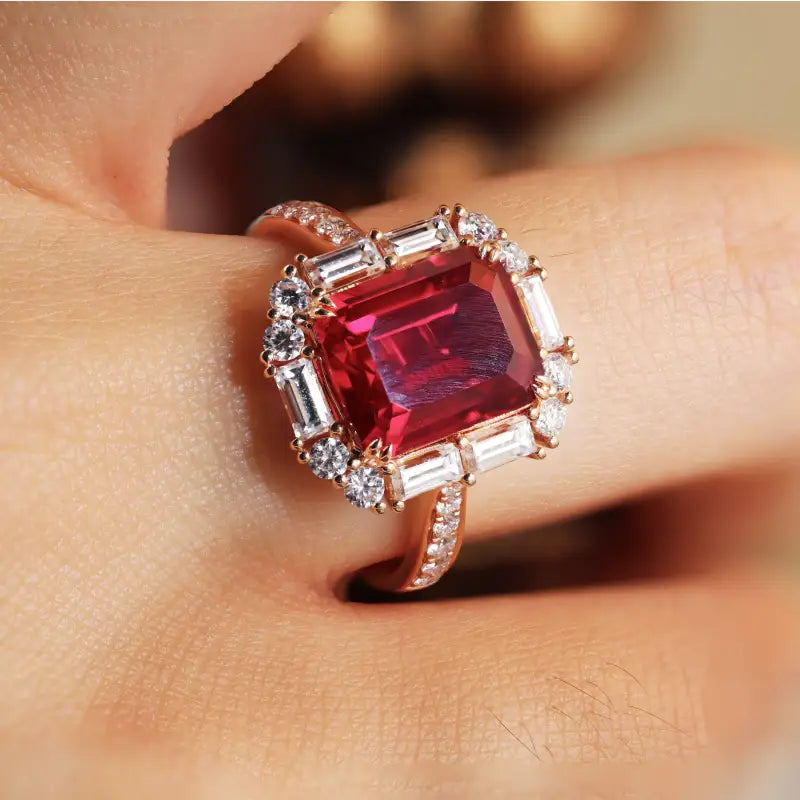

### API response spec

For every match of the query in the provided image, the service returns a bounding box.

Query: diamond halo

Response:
[252,202,577,591]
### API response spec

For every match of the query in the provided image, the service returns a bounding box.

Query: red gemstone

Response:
[316,245,541,455]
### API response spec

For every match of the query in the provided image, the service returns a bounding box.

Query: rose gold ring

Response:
[248,201,577,591]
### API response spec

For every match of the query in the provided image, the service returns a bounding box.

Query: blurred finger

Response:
[0,3,329,223]
[70,568,800,797]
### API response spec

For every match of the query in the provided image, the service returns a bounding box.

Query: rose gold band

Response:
[248,201,467,591]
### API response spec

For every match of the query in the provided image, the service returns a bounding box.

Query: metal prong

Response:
[374,501,388,515]
[301,345,315,359]
[480,242,501,262]
[267,308,280,320]
[462,472,477,487]
[534,376,556,399]
[392,500,405,513]
[283,264,297,278]
[297,451,309,464]
[437,204,451,217]
[294,254,307,266]
[496,228,509,241]
[453,203,467,217]
[290,438,304,451]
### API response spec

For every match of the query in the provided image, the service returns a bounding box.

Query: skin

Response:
[1,5,799,798]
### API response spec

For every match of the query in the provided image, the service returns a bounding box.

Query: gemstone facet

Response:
[535,398,567,438]
[390,443,463,502]
[263,319,305,362]
[308,437,349,479]
[316,245,542,456]
[463,415,536,473]
[345,467,385,508]
[274,359,334,441]
[270,277,310,318]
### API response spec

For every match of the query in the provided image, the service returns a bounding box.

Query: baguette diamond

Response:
[518,275,564,350]
[305,238,385,290]
[274,359,334,441]
[384,216,458,261]
[463,415,536,473]
[391,443,463,502]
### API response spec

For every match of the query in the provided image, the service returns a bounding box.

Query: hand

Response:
[1,6,799,797]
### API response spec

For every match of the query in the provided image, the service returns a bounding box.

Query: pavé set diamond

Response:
[254,202,576,590]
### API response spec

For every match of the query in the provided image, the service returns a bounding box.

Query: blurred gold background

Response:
[169,2,800,234]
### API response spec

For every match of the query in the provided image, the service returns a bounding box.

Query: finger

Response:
[29,568,799,797]
[0,3,329,224]
[347,145,800,570]
[1,147,799,600]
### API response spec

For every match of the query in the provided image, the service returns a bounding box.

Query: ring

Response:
[248,201,577,591]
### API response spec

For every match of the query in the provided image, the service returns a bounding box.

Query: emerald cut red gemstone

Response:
[316,245,541,455]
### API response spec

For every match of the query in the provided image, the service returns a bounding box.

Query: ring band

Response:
[248,200,577,591]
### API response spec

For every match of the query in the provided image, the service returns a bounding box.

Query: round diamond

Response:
[345,467,385,509]
[308,437,349,479]
[543,353,572,391]
[281,202,301,219]
[440,484,461,500]
[499,240,529,274]
[262,319,304,362]
[436,496,462,516]
[270,277,310,317]
[314,215,336,237]
[433,516,459,537]
[457,211,498,243]
[535,398,567,438]
[421,562,443,578]
[427,538,455,560]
